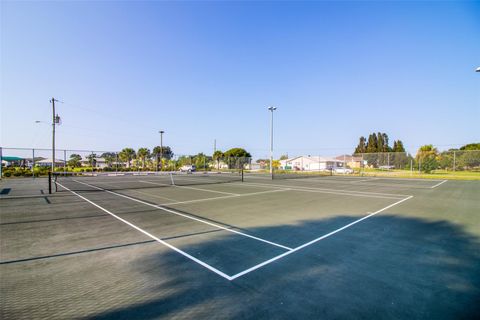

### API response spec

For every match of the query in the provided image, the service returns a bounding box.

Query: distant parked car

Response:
[180,165,196,173]
[333,167,354,174]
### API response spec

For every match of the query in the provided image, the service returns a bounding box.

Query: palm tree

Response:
[137,148,151,169]
[119,148,136,168]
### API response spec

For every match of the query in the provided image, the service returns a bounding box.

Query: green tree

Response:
[137,148,151,169]
[393,140,406,152]
[416,145,438,173]
[152,146,174,160]
[223,148,251,158]
[366,133,378,153]
[437,151,454,170]
[193,153,211,170]
[377,132,384,153]
[119,148,136,168]
[457,150,480,169]
[86,153,98,168]
[459,143,480,151]
[279,154,289,160]
[67,154,82,168]
[100,152,116,167]
[223,148,251,169]
[212,150,224,170]
[354,136,367,154]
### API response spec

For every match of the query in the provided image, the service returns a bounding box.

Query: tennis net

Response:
[49,170,243,193]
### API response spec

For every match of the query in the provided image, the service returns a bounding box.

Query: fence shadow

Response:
[90,214,480,319]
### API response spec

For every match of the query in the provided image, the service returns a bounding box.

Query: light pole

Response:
[268,106,277,176]
[159,130,164,170]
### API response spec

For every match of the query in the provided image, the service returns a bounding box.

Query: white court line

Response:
[98,182,179,202]
[161,188,291,206]
[140,180,239,196]
[70,179,292,251]
[229,195,414,280]
[289,178,436,189]
[350,178,380,184]
[285,187,403,200]
[430,180,448,189]
[56,182,233,280]
[242,182,411,199]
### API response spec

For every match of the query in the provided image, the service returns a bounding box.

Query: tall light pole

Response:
[268,106,277,176]
[159,130,164,170]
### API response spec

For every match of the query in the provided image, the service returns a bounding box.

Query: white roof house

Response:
[80,157,108,168]
[279,156,344,171]
[36,158,65,167]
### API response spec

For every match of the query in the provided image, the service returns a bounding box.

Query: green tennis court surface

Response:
[1,175,479,319]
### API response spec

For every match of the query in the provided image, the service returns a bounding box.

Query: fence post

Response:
[0,147,3,179]
[453,151,456,172]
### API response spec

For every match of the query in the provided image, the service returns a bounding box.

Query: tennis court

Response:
[1,174,479,319]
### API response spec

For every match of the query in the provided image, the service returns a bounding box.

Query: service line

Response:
[430,180,448,189]
[69,179,292,251]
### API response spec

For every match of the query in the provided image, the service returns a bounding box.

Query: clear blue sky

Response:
[1,1,479,159]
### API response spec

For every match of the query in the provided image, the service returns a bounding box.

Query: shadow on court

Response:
[84,215,480,320]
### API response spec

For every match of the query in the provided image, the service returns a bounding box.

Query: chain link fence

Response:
[271,150,480,179]
[0,147,252,178]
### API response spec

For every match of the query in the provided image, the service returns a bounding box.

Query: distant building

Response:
[334,155,363,168]
[80,157,108,168]
[279,156,344,171]
[36,158,65,167]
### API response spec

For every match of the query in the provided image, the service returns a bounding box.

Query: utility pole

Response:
[50,98,60,173]
[214,139,216,154]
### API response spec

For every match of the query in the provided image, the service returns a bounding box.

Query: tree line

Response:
[353,133,479,173]
[67,146,251,170]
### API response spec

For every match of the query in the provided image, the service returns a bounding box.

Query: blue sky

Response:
[1,1,479,158]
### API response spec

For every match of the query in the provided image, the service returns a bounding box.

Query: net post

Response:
[48,171,52,194]
[32,148,35,178]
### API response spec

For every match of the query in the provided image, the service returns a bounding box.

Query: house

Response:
[1,156,26,167]
[334,155,364,168]
[279,156,344,171]
[36,158,65,167]
[80,157,109,168]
